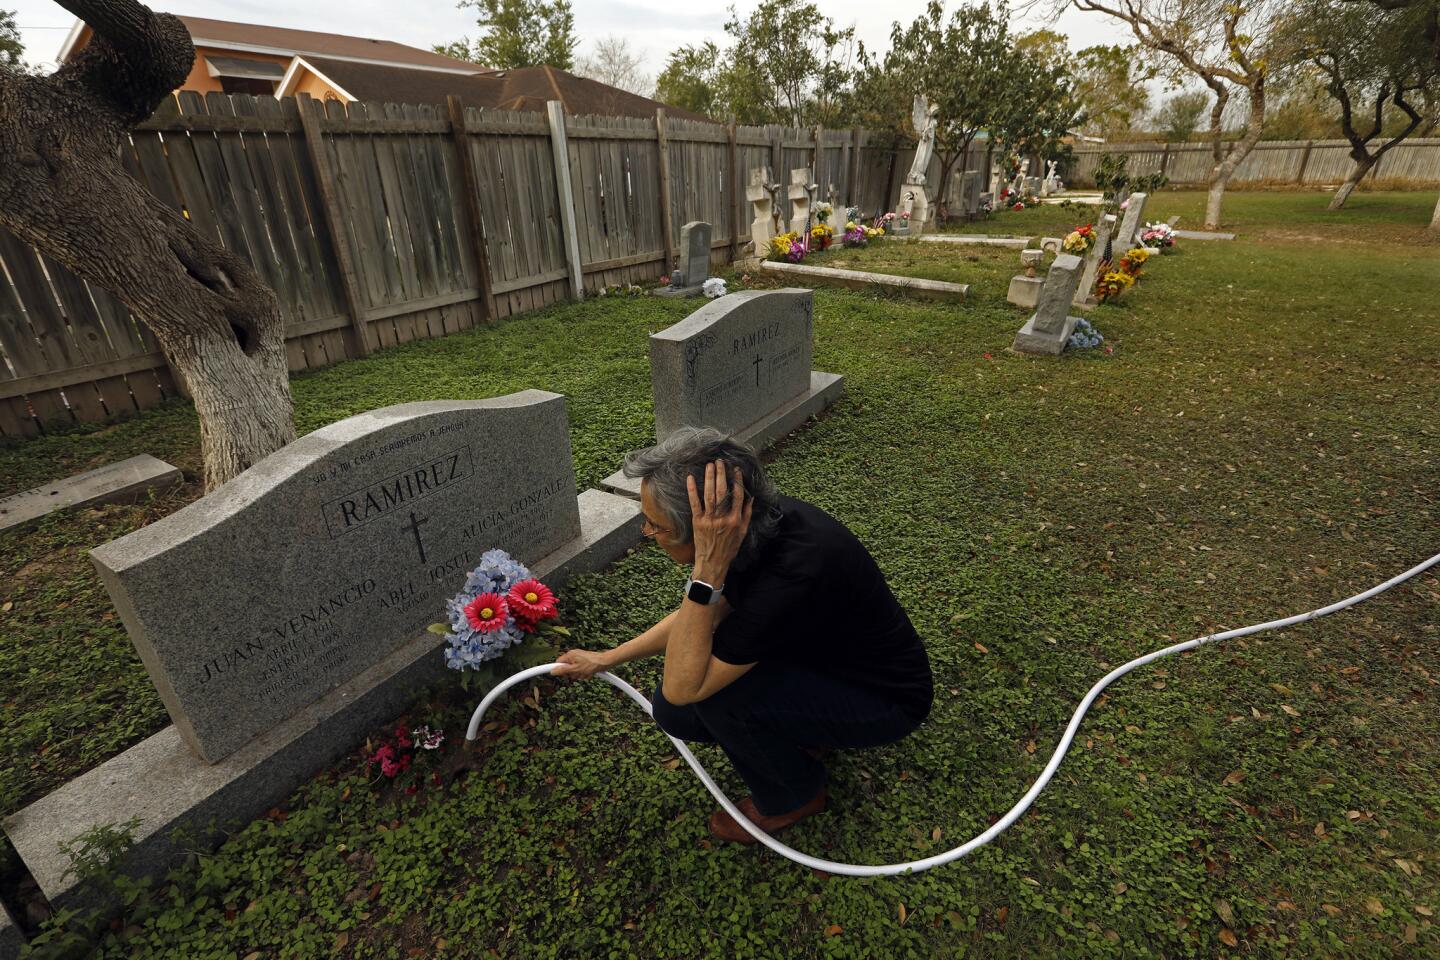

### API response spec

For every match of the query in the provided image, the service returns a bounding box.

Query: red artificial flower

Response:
[404,785,418,795]
[464,593,510,633]
[507,579,558,625]
[1012,202,1024,211]
[659,274,670,285]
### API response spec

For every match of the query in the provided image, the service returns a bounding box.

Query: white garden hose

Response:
[465,551,1440,877]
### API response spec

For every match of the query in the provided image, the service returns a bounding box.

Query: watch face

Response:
[687,580,714,605]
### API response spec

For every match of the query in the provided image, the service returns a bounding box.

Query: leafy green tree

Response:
[654,43,723,117]
[885,1,1014,216]
[1,9,22,70]
[1017,32,1152,139]
[444,0,578,69]
[986,46,1083,195]
[724,0,855,127]
[1154,90,1210,141]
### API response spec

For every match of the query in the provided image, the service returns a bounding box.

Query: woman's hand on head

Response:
[552,648,610,680]
[687,459,753,585]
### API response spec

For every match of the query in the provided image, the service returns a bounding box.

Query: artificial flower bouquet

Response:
[1067,317,1105,351]
[841,221,869,248]
[365,721,447,795]
[1095,270,1135,303]
[702,277,727,299]
[809,222,835,250]
[1139,222,1175,251]
[770,231,808,262]
[815,201,834,224]
[433,548,559,673]
[1061,224,1097,256]
[877,211,897,233]
[1118,246,1150,277]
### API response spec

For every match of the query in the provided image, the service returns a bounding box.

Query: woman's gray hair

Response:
[622,427,782,569]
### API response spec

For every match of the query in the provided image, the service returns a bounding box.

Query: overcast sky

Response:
[13,0,1129,76]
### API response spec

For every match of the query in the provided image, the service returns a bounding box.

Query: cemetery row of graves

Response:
[0,189,1437,958]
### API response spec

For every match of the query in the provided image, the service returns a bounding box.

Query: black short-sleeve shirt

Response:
[711,496,932,722]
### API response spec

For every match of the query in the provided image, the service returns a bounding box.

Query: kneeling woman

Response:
[555,428,932,843]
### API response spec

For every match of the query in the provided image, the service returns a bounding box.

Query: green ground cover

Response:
[3,190,1438,958]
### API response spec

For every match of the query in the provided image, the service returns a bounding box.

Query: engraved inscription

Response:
[322,446,473,537]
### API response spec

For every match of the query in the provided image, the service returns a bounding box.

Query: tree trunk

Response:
[1430,191,1440,231]
[1328,156,1375,210]
[0,5,294,490]
[1203,81,1266,230]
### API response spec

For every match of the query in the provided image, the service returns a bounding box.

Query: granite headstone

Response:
[90,392,583,763]
[1013,253,1084,355]
[656,221,712,298]
[1115,191,1148,250]
[601,290,844,496]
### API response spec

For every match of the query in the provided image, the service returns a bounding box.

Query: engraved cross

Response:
[404,511,430,564]
[752,354,764,387]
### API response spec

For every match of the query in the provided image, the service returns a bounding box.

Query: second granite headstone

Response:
[603,290,844,496]
[656,221,713,298]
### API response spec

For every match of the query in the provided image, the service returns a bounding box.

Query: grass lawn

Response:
[3,189,1438,958]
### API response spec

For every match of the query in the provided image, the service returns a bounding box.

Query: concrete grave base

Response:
[654,286,704,298]
[4,488,642,915]
[1,899,25,957]
[0,454,182,534]
[602,371,845,499]
[1173,229,1235,240]
[1007,275,1044,309]
[758,261,967,301]
[1012,314,1080,356]
[920,235,1029,249]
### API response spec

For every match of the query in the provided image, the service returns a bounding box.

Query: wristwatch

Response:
[684,577,724,605]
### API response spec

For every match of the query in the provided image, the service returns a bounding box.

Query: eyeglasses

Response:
[640,516,672,539]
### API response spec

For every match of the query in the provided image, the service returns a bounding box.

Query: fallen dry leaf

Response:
[1113,881,1128,894]
[898,902,908,925]
[1321,904,1343,916]
[1214,900,1237,926]
[1404,924,1418,944]
[996,906,1009,924]
[974,642,989,654]
[1314,822,1326,837]
[1281,704,1301,718]
[1223,770,1245,786]
[1218,928,1239,947]
[1365,898,1385,916]
[1414,905,1433,917]
[824,924,842,936]
[931,826,942,841]
[1025,740,1037,754]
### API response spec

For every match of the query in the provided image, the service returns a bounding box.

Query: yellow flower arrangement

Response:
[1096,270,1136,303]
[1125,247,1150,265]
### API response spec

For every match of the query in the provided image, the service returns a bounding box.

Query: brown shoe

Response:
[708,787,828,845]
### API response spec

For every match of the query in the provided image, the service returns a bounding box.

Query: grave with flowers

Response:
[4,392,643,912]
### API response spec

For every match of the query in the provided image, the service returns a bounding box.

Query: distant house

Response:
[57,16,706,121]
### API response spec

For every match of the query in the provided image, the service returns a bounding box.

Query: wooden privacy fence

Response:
[0,92,989,437]
[1069,138,1440,187]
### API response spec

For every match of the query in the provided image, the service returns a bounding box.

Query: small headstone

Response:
[1007,249,1046,309]
[1,454,183,533]
[746,167,777,257]
[90,394,585,763]
[787,168,813,236]
[656,221,713,298]
[961,171,982,216]
[601,290,844,497]
[1013,253,1084,355]
[1074,214,1116,308]
[1040,236,1062,255]
[1115,191,1148,250]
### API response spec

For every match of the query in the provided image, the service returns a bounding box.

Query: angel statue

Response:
[905,94,939,186]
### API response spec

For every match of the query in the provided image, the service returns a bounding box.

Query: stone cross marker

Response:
[746,167,777,257]
[602,290,845,497]
[1013,253,1084,355]
[1074,214,1116,308]
[90,393,582,763]
[787,168,813,236]
[656,221,712,297]
[1115,191,1148,250]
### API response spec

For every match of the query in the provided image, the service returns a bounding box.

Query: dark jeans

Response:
[650,663,925,816]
